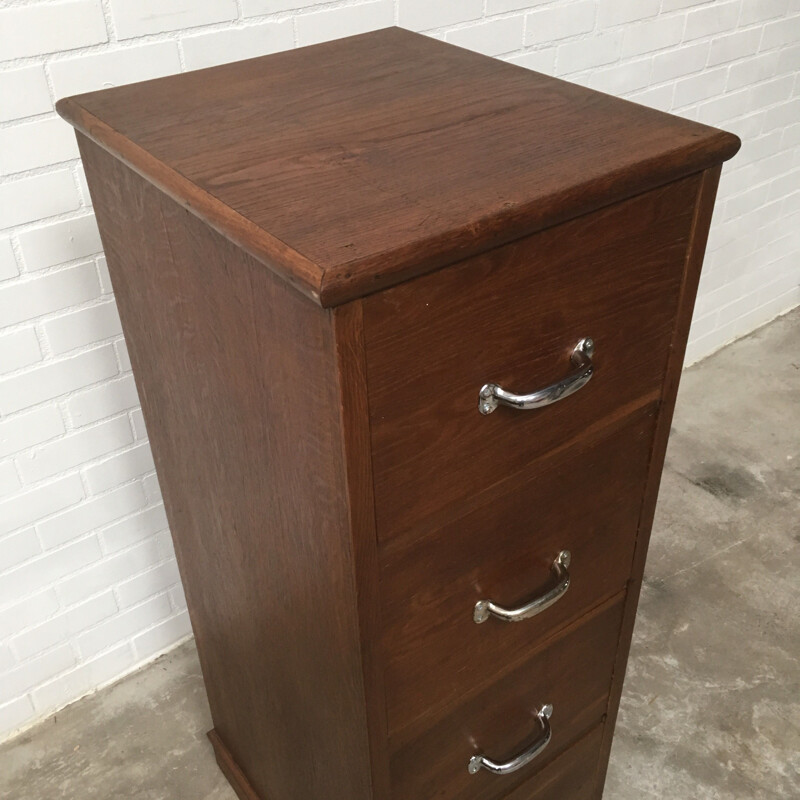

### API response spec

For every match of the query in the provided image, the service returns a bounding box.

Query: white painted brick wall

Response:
[295,0,395,46]
[109,0,238,40]
[0,0,798,743]
[0,2,108,61]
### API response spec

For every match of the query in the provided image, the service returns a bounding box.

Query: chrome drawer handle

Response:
[478,338,595,415]
[468,704,553,775]
[473,551,571,624]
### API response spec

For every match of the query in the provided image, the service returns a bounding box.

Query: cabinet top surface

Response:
[57,27,739,306]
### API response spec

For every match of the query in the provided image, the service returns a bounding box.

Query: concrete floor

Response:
[2,308,798,800]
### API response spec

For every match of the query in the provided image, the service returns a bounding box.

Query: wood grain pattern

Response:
[381,410,656,738]
[503,725,605,800]
[389,597,625,800]
[79,136,373,800]
[591,165,725,799]
[332,301,392,798]
[208,730,263,800]
[56,28,739,306]
[363,176,699,541]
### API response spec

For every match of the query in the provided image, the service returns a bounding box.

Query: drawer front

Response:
[362,175,699,541]
[501,725,605,800]
[388,598,624,800]
[381,411,655,736]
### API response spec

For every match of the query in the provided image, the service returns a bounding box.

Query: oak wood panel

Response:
[382,410,657,738]
[56,28,739,306]
[503,725,605,800]
[208,730,261,800]
[591,165,725,799]
[389,597,625,800]
[378,389,662,560]
[79,136,373,800]
[363,177,699,541]
[333,301,393,798]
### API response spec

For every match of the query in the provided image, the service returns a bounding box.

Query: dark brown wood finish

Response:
[503,726,605,800]
[332,301,393,799]
[381,410,656,738]
[59,29,739,800]
[389,597,625,800]
[78,137,373,800]
[57,28,738,306]
[363,177,699,541]
[208,730,261,800]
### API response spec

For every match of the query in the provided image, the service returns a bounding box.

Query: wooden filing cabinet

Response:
[57,27,740,800]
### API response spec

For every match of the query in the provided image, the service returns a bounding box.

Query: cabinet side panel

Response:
[78,136,372,800]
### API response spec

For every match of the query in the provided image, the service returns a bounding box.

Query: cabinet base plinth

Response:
[207,729,264,800]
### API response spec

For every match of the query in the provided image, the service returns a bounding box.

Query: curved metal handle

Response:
[478,338,595,415]
[474,551,571,624]
[468,704,553,776]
